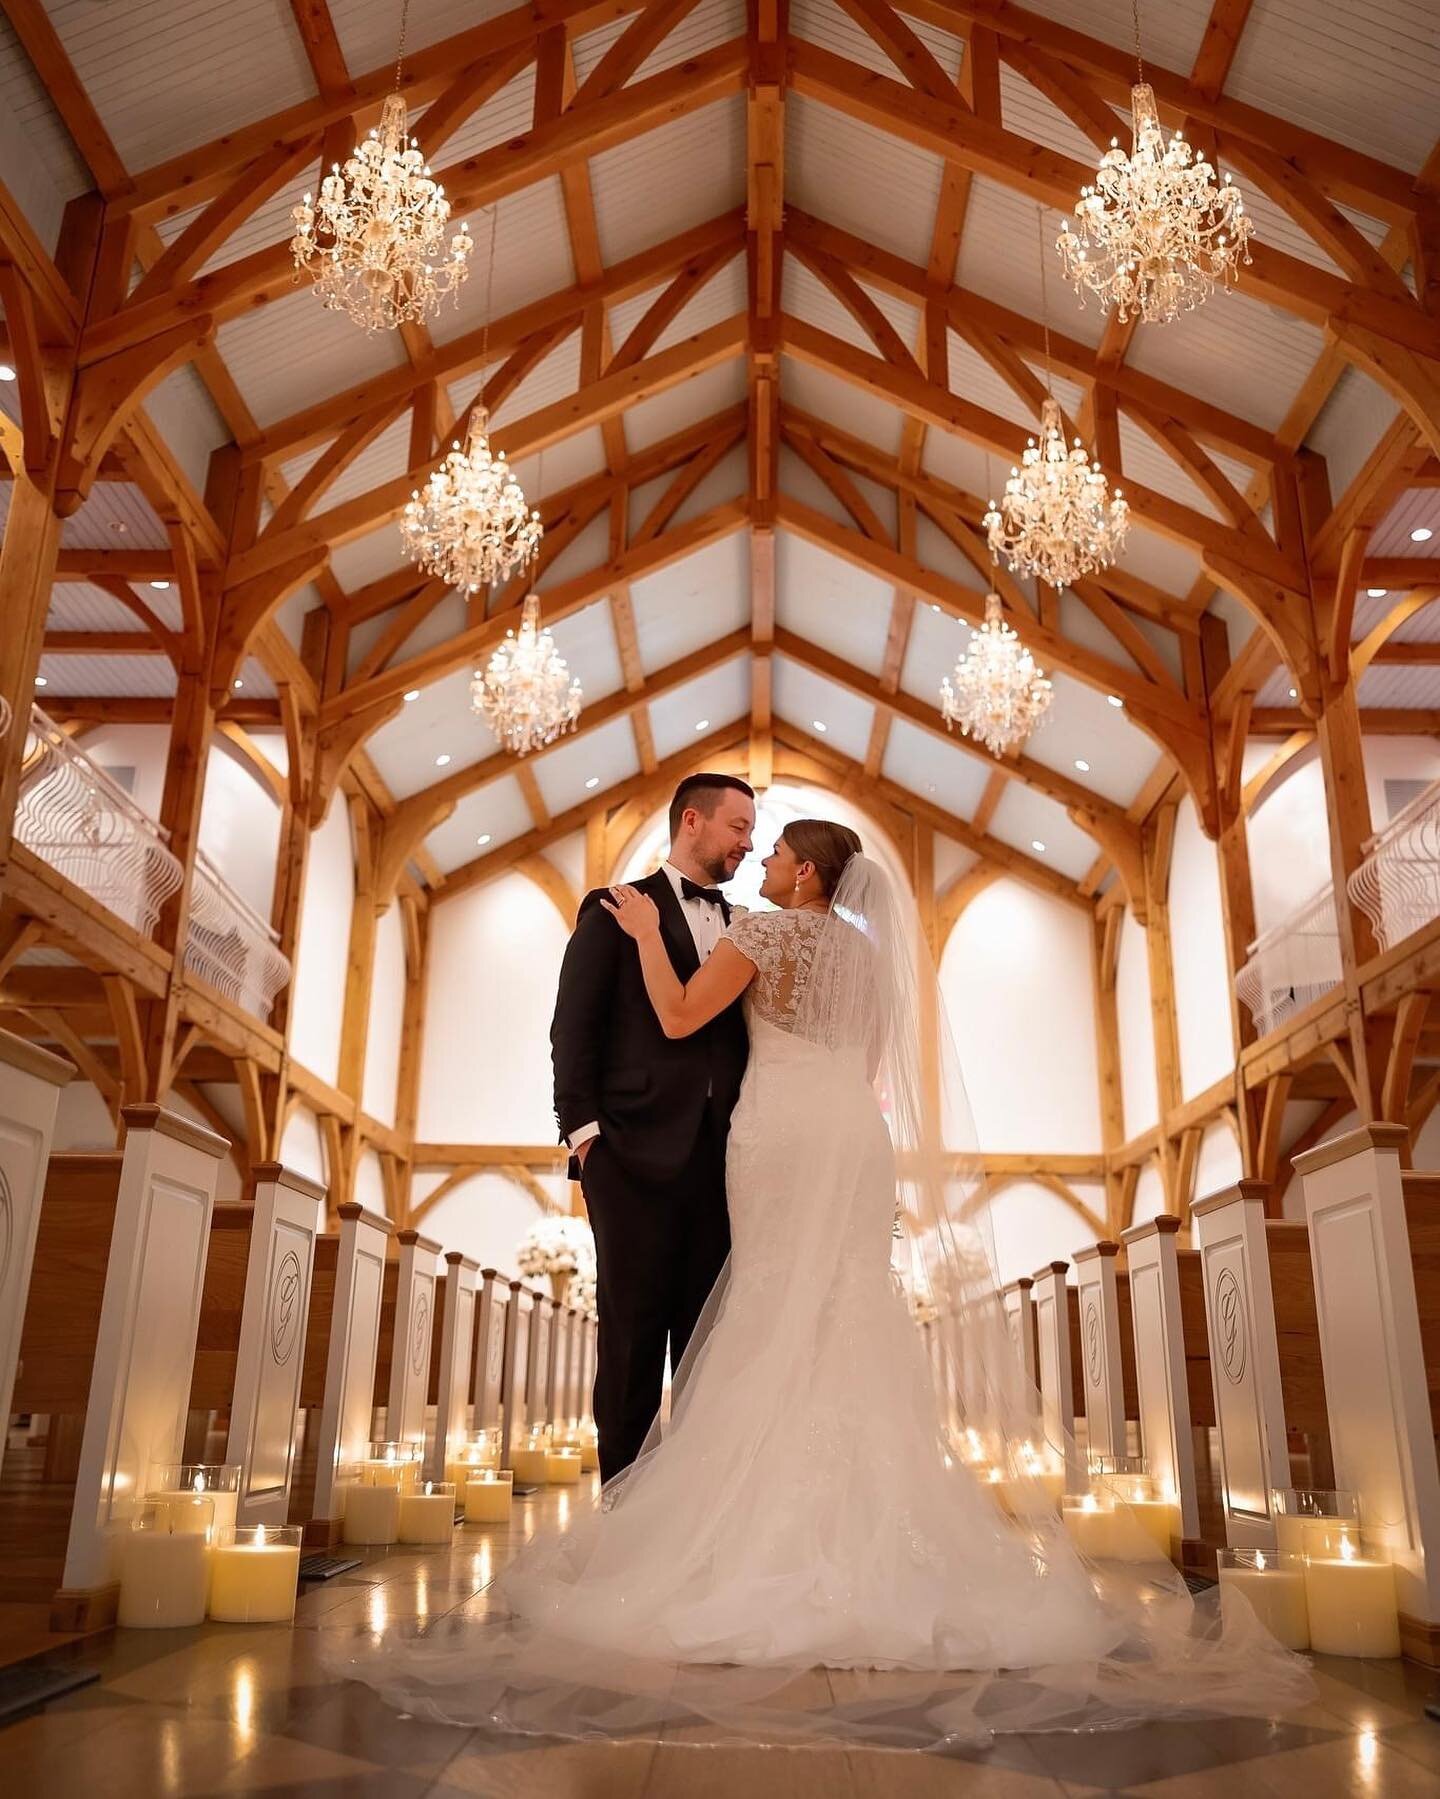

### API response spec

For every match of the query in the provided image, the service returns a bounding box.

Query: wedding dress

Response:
[323,857,1313,1750]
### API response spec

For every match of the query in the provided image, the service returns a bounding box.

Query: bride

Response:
[325,820,1313,1750]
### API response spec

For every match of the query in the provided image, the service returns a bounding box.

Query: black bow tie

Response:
[681,879,726,908]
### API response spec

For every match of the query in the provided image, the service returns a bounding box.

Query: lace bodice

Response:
[723,908,827,1034]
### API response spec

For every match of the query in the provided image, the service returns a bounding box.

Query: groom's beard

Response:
[698,850,737,884]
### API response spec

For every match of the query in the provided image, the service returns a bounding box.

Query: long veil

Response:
[320,853,1314,1749]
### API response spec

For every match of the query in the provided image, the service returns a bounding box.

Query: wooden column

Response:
[394,895,430,1163]
[336,788,381,1111]
[0,473,62,876]
[1316,676,1382,1115]
[1141,806,1185,1214]
[1091,905,1126,1234]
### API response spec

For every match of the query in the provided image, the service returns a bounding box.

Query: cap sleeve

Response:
[722,908,770,968]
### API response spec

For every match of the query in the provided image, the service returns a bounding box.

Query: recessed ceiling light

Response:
[233,678,244,689]
[150,579,170,592]
[695,718,709,731]
[404,688,421,702]
[0,363,14,381]
[584,776,599,789]
[813,719,828,733]
[1367,588,1388,598]
[1288,687,1298,700]
[1411,527,1433,542]
[1107,694,1123,708]
[435,753,451,766]
[1074,758,1090,772]
[1031,840,1046,853]
[932,603,941,613]
[927,783,936,793]
[33,674,47,687]
[109,520,128,535]
[476,833,492,847]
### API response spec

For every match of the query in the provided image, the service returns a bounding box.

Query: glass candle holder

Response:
[341,1463,400,1545]
[1061,1492,1117,1559]
[208,1524,303,1623]
[146,1463,241,1540]
[1271,1488,1360,1559]
[365,1441,423,1489]
[1303,1534,1400,1657]
[118,1497,215,1628]
[464,1468,514,1524]
[511,1434,552,1485]
[1217,1548,1309,1651]
[398,1480,458,1545]
[1089,1455,1154,1506]
[473,1426,502,1468]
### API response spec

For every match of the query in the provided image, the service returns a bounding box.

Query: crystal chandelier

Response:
[939,593,1053,758]
[984,397,1129,587]
[1056,3,1252,324]
[471,592,582,756]
[290,2,472,331]
[399,406,543,591]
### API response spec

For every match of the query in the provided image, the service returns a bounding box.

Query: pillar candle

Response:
[511,1446,550,1485]
[1304,1544,1401,1658]
[342,1482,400,1546]
[207,1528,302,1624]
[1062,1497,1115,1559]
[398,1483,457,1545]
[579,1438,599,1473]
[1124,1498,1181,1558]
[118,1518,212,1629]
[465,1473,513,1524]
[546,1448,582,1484]
[1217,1553,1309,1652]
[147,1487,236,1539]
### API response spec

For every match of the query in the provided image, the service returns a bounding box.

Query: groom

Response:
[551,773,755,1481]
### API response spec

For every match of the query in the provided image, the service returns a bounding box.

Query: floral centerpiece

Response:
[516,1215,596,1306]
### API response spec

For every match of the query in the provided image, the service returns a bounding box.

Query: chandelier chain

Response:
[394,0,412,94]
[1132,0,1144,85]
[1037,205,1053,397]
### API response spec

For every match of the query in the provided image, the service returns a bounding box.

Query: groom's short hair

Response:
[669,772,755,839]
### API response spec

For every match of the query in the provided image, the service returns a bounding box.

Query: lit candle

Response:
[1062,1493,1115,1558]
[342,1479,400,1545]
[146,1466,239,1540]
[1272,1488,1359,1560]
[1123,1493,1181,1558]
[545,1447,582,1484]
[1303,1536,1401,1658]
[208,1526,302,1624]
[397,1481,457,1545]
[1217,1549,1309,1652]
[117,1500,214,1629]
[464,1471,513,1524]
[511,1444,551,1485]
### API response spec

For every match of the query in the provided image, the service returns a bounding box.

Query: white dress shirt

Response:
[568,862,727,1152]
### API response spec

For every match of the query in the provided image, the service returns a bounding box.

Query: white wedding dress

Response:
[324,859,1313,1750]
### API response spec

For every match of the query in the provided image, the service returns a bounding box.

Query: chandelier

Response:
[399,407,543,591]
[470,592,582,755]
[984,397,1129,587]
[290,3,472,331]
[1055,4,1252,324]
[939,593,1053,757]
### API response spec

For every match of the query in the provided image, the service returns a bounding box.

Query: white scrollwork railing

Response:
[1347,777,1440,956]
[1234,883,1342,1038]
[184,847,292,1023]
[16,706,183,937]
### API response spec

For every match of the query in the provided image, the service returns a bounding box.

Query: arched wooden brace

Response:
[213,546,330,700]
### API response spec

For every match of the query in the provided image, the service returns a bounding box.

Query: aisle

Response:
[2,1475,1439,1797]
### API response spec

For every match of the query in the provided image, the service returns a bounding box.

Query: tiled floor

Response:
[3,1477,1439,1796]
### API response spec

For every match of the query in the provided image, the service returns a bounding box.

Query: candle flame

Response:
[1081,1494,1098,1514]
[1340,1535,1356,1562]
[1255,1550,1266,1571]
[192,1472,206,1493]
[252,1526,265,1547]
[424,1481,433,1496]
[385,1446,396,1463]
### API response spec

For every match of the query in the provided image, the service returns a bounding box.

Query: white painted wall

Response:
[196,736,283,925]
[77,723,169,819]
[362,901,407,1127]
[418,870,571,1144]
[412,1170,570,1272]
[288,799,355,1089]
[982,1180,1106,1287]
[1193,1118,1244,1208]
[1168,798,1236,1100]
[278,1105,327,1188]
[1115,909,1158,1139]
[1130,1159,1168,1230]
[355,1145,388,1217]
[940,879,1102,1154]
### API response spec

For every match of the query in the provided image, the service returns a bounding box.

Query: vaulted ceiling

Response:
[2,0,1438,915]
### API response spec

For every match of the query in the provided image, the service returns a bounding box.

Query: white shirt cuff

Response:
[568,1122,600,1151]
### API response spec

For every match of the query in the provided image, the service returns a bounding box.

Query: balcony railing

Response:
[184,848,292,1024]
[1234,883,1342,1038]
[16,706,183,938]
[1347,777,1440,956]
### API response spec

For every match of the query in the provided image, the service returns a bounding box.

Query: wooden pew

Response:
[3,1105,228,1629]
[578,1311,597,1421]
[1001,1276,1039,1398]
[185,1163,326,1527]
[0,1030,74,1486]
[525,1290,555,1435]
[1121,1214,1218,1571]
[426,1250,479,1482]
[1294,1124,1440,1665]
[1192,1181,1333,1552]
[373,1228,442,1459]
[290,1201,391,1545]
[472,1268,509,1433]
[499,1279,532,1472]
[1032,1262,1085,1483]
[1072,1240,1139,1466]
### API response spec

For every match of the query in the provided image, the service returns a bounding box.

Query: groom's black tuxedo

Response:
[550,869,748,1480]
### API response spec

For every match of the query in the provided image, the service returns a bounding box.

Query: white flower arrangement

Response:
[515,1215,596,1279]
[571,1268,598,1317]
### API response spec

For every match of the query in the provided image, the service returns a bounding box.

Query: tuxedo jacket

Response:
[550,869,749,1185]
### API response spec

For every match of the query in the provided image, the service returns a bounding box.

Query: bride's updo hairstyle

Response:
[782,819,863,899]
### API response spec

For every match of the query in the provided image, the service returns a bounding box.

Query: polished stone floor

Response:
[3,1475,1440,1796]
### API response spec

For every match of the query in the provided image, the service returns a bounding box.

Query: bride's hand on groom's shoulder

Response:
[601,884,661,940]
